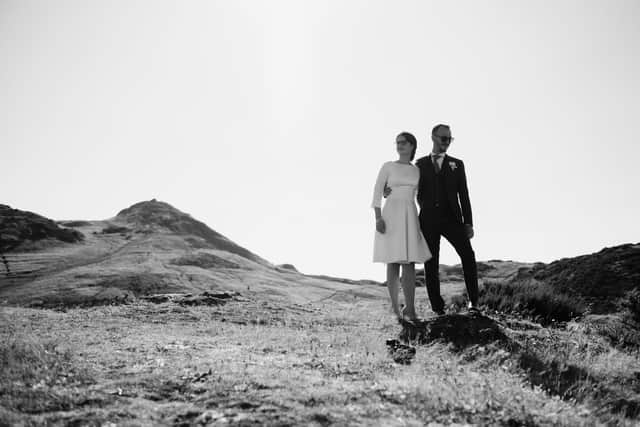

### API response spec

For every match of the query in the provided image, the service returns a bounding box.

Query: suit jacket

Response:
[415,154,473,226]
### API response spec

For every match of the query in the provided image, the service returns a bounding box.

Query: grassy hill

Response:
[0,200,383,308]
[1,201,639,425]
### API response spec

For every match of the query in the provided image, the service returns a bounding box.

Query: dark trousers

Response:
[420,217,479,311]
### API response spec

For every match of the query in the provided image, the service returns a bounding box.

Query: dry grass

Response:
[505,324,640,420]
[463,280,585,324]
[3,292,637,426]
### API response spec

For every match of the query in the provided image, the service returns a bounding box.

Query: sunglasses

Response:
[396,139,411,145]
[437,136,454,143]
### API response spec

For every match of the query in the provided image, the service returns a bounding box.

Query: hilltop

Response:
[114,199,268,265]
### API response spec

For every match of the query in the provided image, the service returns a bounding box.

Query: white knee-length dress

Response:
[372,161,432,264]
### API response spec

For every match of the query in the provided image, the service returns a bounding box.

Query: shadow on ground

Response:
[389,312,640,421]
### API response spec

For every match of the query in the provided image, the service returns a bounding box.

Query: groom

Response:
[415,124,479,314]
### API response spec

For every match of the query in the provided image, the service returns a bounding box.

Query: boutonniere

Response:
[449,161,457,171]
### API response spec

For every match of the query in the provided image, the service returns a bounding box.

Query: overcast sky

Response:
[2,0,639,280]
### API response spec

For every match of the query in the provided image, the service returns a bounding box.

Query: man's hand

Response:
[376,218,386,234]
[383,184,392,198]
[465,224,474,239]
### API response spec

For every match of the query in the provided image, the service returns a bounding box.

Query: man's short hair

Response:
[432,124,450,135]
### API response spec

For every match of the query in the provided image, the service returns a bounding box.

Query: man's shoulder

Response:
[445,154,464,164]
[415,155,430,166]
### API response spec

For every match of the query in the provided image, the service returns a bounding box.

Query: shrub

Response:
[478,280,585,324]
[171,253,240,269]
[58,220,91,227]
[100,225,131,234]
[620,288,640,323]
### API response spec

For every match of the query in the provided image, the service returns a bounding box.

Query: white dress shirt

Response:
[431,152,445,169]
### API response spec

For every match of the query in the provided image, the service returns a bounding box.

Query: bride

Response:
[371,132,432,323]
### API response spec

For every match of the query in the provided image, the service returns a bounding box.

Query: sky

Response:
[2,0,639,281]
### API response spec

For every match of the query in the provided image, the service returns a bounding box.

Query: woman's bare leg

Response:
[401,263,417,318]
[386,263,401,317]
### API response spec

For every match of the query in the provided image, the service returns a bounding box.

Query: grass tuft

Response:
[620,288,640,323]
[475,280,585,324]
[0,331,94,413]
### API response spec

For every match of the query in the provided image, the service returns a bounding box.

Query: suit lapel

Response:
[442,155,456,189]
[422,156,436,180]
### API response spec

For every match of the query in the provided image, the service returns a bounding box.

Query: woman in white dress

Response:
[372,132,432,323]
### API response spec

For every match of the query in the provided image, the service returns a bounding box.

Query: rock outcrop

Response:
[399,313,508,349]
[277,264,299,272]
[140,291,238,306]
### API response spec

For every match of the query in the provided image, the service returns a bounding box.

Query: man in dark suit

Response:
[415,124,479,314]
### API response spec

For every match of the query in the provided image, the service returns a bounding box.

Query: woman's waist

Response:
[386,185,416,199]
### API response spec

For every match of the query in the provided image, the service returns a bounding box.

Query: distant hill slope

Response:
[114,199,267,265]
[415,260,539,286]
[0,204,83,252]
[0,200,386,307]
[3,200,635,314]
[512,243,640,313]
[437,244,640,311]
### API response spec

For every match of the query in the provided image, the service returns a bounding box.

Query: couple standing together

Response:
[371,124,479,324]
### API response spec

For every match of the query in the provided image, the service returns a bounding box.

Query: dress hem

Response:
[373,256,432,264]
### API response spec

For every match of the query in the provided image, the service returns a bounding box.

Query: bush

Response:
[100,225,131,234]
[58,220,91,227]
[478,280,585,324]
[171,253,240,269]
[620,289,640,323]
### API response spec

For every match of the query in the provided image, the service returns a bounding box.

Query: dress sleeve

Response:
[371,162,389,208]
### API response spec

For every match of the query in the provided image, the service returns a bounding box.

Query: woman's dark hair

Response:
[397,131,417,161]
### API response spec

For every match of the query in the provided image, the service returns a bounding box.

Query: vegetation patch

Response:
[569,314,640,350]
[184,236,215,249]
[400,312,640,423]
[458,280,586,325]
[620,288,640,323]
[402,313,509,351]
[171,252,240,269]
[140,291,239,306]
[0,204,84,251]
[0,332,95,414]
[528,243,640,313]
[507,327,640,422]
[26,274,184,309]
[58,220,92,227]
[100,225,132,234]
[28,289,135,309]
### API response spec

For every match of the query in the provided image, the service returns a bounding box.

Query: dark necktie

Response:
[432,155,442,173]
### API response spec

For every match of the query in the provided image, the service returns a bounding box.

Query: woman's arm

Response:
[372,163,388,233]
[371,162,389,209]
